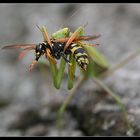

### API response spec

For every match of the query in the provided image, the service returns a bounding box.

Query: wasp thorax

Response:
[51,42,65,59]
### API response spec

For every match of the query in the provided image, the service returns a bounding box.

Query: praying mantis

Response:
[2,26,108,90]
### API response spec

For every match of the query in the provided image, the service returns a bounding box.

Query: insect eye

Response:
[36,44,41,53]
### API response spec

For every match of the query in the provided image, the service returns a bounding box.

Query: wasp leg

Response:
[60,52,72,66]
[28,60,38,71]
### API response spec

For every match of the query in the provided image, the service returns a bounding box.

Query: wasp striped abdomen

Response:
[70,43,89,71]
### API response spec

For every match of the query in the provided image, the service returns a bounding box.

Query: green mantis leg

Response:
[39,26,58,88]
[55,58,66,89]
[67,54,77,90]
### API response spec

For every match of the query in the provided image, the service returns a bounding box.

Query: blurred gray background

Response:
[0,3,140,136]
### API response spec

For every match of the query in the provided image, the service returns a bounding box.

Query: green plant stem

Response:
[57,75,86,128]
[59,75,86,115]
[100,50,140,78]
[92,77,133,133]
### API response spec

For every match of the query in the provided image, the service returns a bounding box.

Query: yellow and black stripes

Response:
[70,43,89,70]
[34,41,89,71]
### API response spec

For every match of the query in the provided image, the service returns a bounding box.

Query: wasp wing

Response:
[52,35,101,43]
[2,44,36,50]
[74,35,101,41]
[18,50,30,60]
[2,44,36,60]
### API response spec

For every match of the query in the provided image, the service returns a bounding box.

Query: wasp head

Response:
[35,44,44,61]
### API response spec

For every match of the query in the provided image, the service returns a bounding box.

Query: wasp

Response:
[2,26,100,72]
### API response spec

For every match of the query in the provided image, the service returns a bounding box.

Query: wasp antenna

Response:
[83,22,88,29]
[59,7,81,29]
[36,24,42,32]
